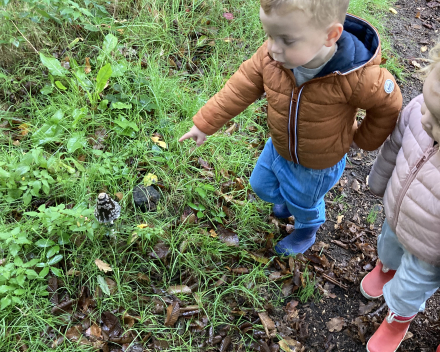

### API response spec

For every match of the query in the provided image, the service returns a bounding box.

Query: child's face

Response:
[260,7,336,69]
[421,63,440,143]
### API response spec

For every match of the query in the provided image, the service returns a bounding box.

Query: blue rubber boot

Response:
[275,226,320,255]
[273,203,292,219]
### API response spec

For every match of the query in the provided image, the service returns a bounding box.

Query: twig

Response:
[321,273,348,290]
[10,20,38,54]
[368,302,387,319]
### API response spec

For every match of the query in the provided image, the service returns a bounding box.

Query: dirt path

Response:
[286,1,440,351]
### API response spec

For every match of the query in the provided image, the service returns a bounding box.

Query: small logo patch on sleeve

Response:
[384,79,395,94]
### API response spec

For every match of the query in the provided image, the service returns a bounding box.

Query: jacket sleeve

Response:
[348,66,402,151]
[192,43,267,135]
[368,95,419,196]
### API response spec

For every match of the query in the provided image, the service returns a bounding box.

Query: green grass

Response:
[0,0,398,350]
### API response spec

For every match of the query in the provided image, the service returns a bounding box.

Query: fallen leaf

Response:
[105,277,117,294]
[143,173,158,187]
[403,331,414,341]
[85,324,102,341]
[249,252,270,264]
[224,123,237,135]
[150,242,170,259]
[412,60,421,69]
[216,225,239,247]
[279,337,304,352]
[18,123,29,136]
[12,140,20,146]
[137,273,149,282]
[359,301,377,315]
[231,267,249,274]
[351,179,360,191]
[415,11,421,19]
[95,259,113,273]
[258,312,276,337]
[151,136,167,149]
[269,271,283,280]
[164,301,180,327]
[198,157,213,170]
[389,7,398,14]
[114,192,123,201]
[326,317,345,332]
[421,46,428,53]
[167,285,192,294]
[209,229,218,238]
[137,224,149,229]
[66,268,81,276]
[85,57,91,74]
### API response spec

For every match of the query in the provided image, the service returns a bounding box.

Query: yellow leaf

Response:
[151,136,167,149]
[137,224,149,229]
[157,141,167,149]
[94,259,113,273]
[210,229,218,238]
[143,173,158,187]
[389,7,397,14]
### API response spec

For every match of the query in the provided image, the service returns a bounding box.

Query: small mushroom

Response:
[94,193,121,224]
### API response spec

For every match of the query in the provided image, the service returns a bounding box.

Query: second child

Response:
[179,0,402,255]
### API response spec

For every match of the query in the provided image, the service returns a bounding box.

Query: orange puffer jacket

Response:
[193,15,402,169]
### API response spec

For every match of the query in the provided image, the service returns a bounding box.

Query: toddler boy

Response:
[179,0,402,255]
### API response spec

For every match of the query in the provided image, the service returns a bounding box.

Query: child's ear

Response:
[324,23,343,47]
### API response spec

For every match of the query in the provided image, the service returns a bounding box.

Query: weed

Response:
[296,266,318,303]
[366,207,379,224]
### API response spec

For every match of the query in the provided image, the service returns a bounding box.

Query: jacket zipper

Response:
[392,146,439,230]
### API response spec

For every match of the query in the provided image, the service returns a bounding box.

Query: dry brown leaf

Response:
[164,301,180,327]
[216,225,239,247]
[66,268,81,276]
[18,123,29,136]
[269,271,283,280]
[85,324,102,341]
[12,140,20,146]
[137,273,149,282]
[114,192,123,201]
[85,57,91,74]
[209,229,218,238]
[326,317,345,332]
[167,285,192,294]
[94,259,113,273]
[359,301,377,315]
[224,123,238,135]
[351,179,360,191]
[258,312,277,337]
[231,267,249,274]
[279,338,304,352]
[412,60,421,69]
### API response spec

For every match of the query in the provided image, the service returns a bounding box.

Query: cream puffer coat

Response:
[369,94,440,267]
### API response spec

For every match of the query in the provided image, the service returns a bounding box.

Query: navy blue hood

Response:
[316,14,380,78]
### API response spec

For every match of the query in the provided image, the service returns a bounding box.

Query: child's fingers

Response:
[178,133,192,142]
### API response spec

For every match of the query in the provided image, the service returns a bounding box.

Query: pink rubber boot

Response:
[366,311,416,352]
[360,260,396,299]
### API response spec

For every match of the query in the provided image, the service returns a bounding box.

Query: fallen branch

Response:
[10,20,39,54]
[321,273,348,291]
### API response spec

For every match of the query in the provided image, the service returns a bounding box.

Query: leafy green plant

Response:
[296,267,318,303]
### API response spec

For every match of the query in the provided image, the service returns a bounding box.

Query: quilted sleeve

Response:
[349,65,402,151]
[368,95,420,196]
[192,43,267,135]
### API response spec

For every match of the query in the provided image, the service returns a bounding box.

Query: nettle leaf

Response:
[40,53,69,77]
[16,274,25,287]
[97,275,110,295]
[96,63,112,94]
[66,132,87,153]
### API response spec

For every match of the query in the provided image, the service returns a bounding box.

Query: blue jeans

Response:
[249,138,346,229]
[379,220,440,317]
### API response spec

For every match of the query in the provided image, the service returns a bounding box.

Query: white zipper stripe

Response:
[293,87,304,163]
[288,90,294,161]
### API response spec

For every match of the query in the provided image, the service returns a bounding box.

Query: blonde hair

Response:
[421,42,440,76]
[260,0,350,26]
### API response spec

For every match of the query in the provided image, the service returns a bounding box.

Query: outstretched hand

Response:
[179,125,207,147]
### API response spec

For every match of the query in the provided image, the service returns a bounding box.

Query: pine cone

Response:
[94,193,121,224]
